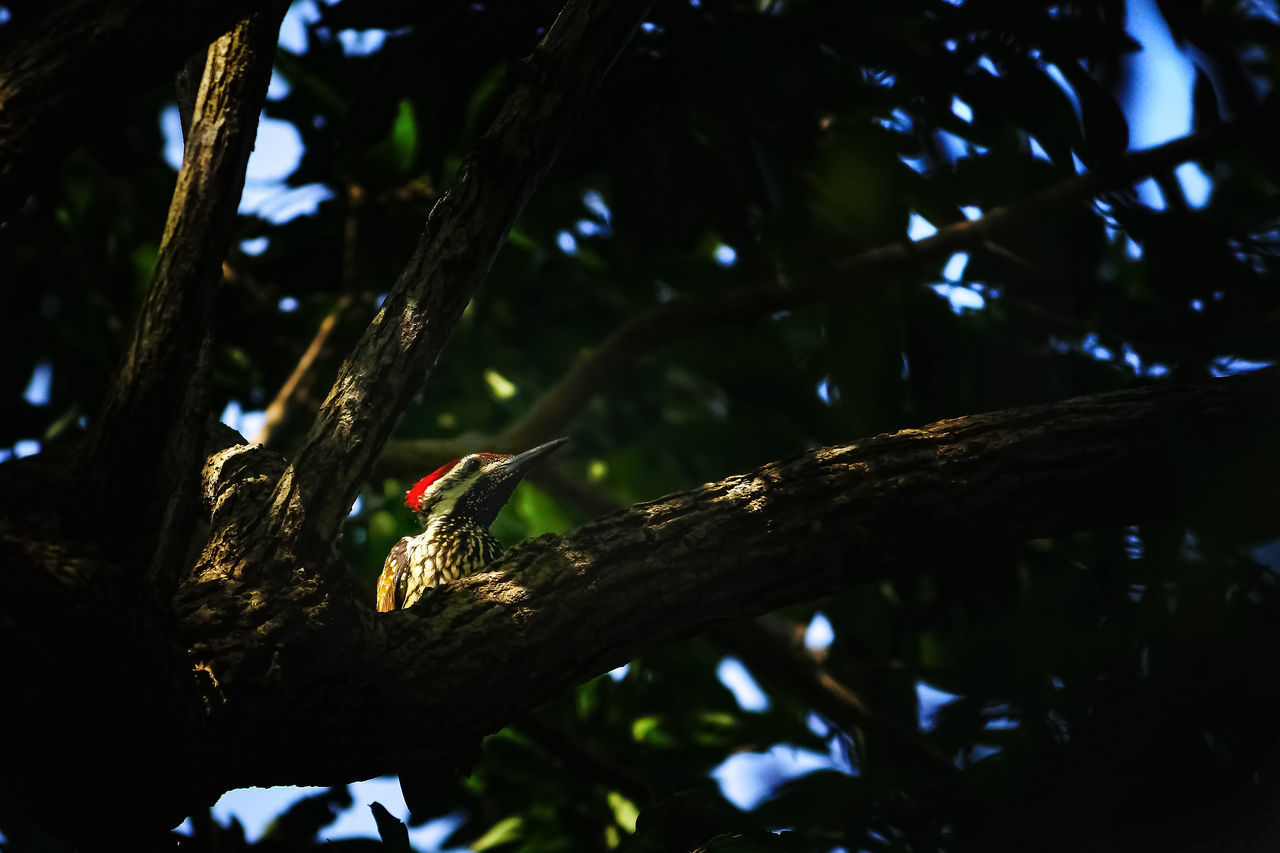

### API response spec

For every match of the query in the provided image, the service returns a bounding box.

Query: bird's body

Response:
[376,438,566,612]
[376,437,567,813]
[378,516,502,611]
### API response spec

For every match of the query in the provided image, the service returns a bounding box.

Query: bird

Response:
[377,436,568,612]
[375,437,567,814]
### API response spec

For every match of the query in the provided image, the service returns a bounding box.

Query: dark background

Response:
[3,0,1280,850]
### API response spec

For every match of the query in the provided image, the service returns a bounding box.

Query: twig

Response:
[255,293,354,447]
[975,239,1179,361]
[833,118,1250,272]
[711,620,955,778]
[256,186,363,447]
[378,119,1263,482]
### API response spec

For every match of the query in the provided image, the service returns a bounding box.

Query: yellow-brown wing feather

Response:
[376,537,411,612]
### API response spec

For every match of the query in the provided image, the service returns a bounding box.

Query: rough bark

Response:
[121,8,663,816]
[169,369,1279,795]
[0,3,281,840]
[1,364,1276,837]
[85,2,287,588]
[2,0,1278,845]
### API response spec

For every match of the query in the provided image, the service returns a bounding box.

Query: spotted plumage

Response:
[376,438,567,612]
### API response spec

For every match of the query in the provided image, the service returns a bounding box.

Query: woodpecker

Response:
[377,437,567,611]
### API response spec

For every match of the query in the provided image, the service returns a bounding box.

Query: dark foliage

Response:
[2,0,1279,850]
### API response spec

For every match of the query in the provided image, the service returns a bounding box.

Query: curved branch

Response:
[378,116,1265,481]
[267,0,654,552]
[183,369,1280,788]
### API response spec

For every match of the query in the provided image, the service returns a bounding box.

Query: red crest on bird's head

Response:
[404,460,457,510]
[404,453,508,511]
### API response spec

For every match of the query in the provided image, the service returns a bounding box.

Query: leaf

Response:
[370,801,411,853]
[471,815,524,851]
[1050,60,1129,162]
[261,786,353,844]
[389,99,418,174]
[608,791,639,834]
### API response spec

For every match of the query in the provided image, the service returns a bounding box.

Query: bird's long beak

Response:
[470,437,569,524]
[501,436,569,478]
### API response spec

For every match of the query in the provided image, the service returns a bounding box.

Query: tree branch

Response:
[264,0,654,556]
[256,292,354,447]
[0,0,263,221]
[377,116,1267,481]
[83,4,285,586]
[179,369,1280,789]
[255,184,365,447]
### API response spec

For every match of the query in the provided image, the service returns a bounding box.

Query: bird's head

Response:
[404,437,568,528]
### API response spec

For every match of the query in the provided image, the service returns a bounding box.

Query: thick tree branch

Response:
[377,116,1268,481]
[266,0,654,555]
[0,517,208,838]
[180,369,1280,789]
[84,4,285,586]
[0,0,263,221]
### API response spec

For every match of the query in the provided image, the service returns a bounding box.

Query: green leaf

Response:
[471,815,524,851]
[608,792,639,834]
[389,99,418,174]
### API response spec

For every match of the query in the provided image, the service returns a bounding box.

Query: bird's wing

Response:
[377,536,412,612]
